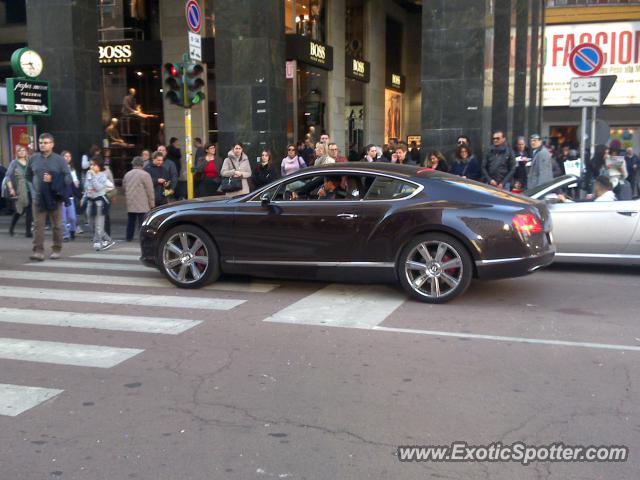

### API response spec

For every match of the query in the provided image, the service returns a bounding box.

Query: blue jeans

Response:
[62,199,77,239]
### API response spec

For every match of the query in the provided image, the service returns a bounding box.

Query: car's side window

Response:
[364,176,418,200]
[271,174,373,201]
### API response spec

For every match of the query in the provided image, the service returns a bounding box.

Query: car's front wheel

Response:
[398,233,473,303]
[159,225,220,289]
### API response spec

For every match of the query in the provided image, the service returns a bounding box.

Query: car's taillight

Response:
[512,213,543,235]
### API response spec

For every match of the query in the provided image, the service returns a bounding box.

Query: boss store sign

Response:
[385,72,405,93]
[98,41,162,67]
[286,35,333,70]
[345,56,370,83]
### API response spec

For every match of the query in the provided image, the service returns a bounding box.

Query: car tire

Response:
[397,233,473,304]
[158,224,220,289]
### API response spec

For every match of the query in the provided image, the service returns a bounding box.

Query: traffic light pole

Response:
[182,57,194,200]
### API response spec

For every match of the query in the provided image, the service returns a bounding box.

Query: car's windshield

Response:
[525,175,578,197]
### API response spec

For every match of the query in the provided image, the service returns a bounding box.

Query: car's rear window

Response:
[364,177,418,200]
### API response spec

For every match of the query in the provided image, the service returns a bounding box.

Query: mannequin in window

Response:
[122,88,155,119]
[105,118,132,147]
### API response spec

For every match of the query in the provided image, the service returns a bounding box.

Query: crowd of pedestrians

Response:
[2,129,638,261]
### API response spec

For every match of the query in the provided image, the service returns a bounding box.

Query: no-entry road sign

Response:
[569,43,603,77]
[185,0,201,33]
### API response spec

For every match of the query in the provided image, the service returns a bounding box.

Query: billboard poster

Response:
[544,22,640,106]
[384,89,402,145]
[9,124,36,158]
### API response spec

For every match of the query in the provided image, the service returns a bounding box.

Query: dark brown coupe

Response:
[139,163,554,303]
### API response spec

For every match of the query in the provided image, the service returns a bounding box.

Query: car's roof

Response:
[304,162,440,179]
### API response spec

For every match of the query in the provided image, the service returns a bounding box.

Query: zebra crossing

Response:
[0,245,278,417]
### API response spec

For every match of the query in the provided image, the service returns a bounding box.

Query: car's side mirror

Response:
[261,193,271,207]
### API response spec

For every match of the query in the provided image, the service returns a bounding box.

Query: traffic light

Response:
[185,63,205,106]
[163,63,183,106]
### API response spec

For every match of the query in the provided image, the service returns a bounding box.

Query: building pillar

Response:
[513,0,530,138]
[420,0,488,155]
[364,0,386,146]
[327,0,346,150]
[491,0,513,135]
[214,0,287,164]
[25,0,102,159]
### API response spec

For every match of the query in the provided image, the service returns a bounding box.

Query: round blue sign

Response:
[185,0,201,33]
[569,43,603,77]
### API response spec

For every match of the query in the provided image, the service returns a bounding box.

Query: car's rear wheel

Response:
[398,233,473,304]
[159,225,220,289]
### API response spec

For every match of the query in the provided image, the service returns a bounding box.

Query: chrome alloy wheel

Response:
[404,240,464,299]
[162,231,210,285]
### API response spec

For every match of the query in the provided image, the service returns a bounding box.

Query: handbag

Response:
[219,176,243,193]
[218,157,243,193]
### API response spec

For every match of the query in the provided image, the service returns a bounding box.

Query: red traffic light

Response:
[164,63,180,77]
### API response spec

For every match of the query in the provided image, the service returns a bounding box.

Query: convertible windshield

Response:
[525,175,578,197]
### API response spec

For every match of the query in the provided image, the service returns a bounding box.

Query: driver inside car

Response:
[318,176,348,200]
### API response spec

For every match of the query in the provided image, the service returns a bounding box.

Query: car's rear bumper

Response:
[475,249,555,280]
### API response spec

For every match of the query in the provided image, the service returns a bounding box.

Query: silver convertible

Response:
[527,175,640,265]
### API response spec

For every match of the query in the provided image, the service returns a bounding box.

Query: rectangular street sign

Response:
[570,77,600,93]
[6,78,51,116]
[570,92,600,107]
[188,31,202,61]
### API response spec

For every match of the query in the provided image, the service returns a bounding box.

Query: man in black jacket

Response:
[26,133,72,260]
[482,130,516,189]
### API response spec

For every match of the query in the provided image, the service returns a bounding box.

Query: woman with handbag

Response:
[220,143,252,197]
[195,143,220,197]
[5,145,33,237]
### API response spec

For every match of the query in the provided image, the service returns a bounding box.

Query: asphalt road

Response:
[0,221,638,480]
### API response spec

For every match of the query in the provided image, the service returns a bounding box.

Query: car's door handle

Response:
[337,213,358,220]
[617,211,638,217]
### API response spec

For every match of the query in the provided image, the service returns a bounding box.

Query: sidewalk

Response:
[0,194,135,268]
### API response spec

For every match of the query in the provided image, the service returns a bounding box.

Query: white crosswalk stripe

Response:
[25,261,151,272]
[73,253,140,261]
[0,307,200,334]
[111,247,141,253]
[264,284,406,329]
[0,285,245,310]
[0,338,143,368]
[18,266,280,293]
[0,383,64,417]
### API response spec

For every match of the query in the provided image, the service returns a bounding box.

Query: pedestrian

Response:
[327,143,347,163]
[61,150,81,242]
[157,144,177,201]
[141,148,152,168]
[313,142,333,166]
[363,144,387,163]
[553,144,570,178]
[281,144,307,176]
[220,143,252,197]
[348,143,361,162]
[392,142,410,165]
[252,149,279,189]
[5,145,33,238]
[26,133,71,260]
[144,151,172,206]
[84,156,115,251]
[481,130,516,189]
[623,147,639,197]
[409,141,421,165]
[122,156,154,241]
[591,145,630,200]
[449,145,481,180]
[423,151,448,172]
[526,134,554,189]
[512,136,530,188]
[195,143,221,197]
[298,139,314,166]
[193,137,205,165]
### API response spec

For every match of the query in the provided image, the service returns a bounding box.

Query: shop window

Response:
[285,0,325,43]
[0,0,26,24]
[98,0,160,41]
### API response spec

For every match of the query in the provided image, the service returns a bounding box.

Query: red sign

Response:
[569,43,604,77]
[9,124,36,158]
[185,0,201,33]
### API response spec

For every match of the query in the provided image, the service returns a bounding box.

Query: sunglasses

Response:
[287,147,295,151]
[492,137,502,141]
